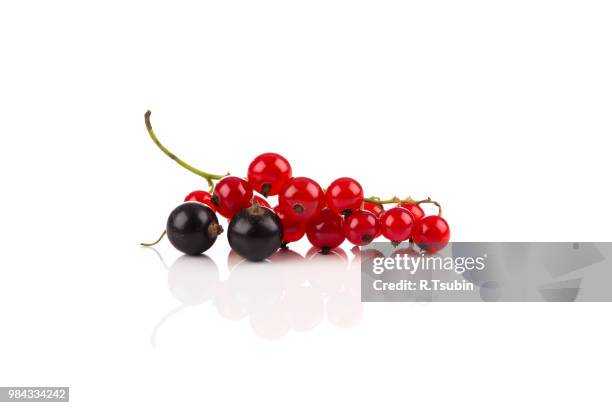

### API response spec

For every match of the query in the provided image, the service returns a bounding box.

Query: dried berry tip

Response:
[362,234,373,244]
[208,223,223,238]
[247,200,265,216]
[261,183,271,197]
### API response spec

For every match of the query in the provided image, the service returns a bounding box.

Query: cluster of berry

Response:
[142,111,450,261]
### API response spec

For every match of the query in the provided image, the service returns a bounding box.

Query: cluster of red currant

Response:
[142,111,450,260]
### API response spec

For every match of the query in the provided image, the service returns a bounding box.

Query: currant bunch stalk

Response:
[144,111,227,192]
[363,196,443,216]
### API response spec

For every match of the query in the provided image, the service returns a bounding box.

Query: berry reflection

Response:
[147,246,364,342]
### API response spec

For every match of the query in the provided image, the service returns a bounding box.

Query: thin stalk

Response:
[363,196,417,205]
[416,197,443,217]
[144,111,227,189]
[140,230,167,247]
[363,195,442,216]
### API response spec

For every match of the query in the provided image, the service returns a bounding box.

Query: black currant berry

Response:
[166,202,222,255]
[227,204,283,261]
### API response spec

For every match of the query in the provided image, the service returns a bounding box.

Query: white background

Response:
[1,0,611,406]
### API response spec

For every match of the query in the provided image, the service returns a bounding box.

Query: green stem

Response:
[363,196,418,205]
[144,111,227,189]
[416,197,443,217]
[140,230,167,247]
[363,196,442,215]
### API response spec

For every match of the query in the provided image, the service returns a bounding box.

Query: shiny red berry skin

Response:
[363,201,384,237]
[363,201,384,217]
[380,207,414,243]
[274,205,306,243]
[306,208,345,253]
[184,190,218,211]
[212,176,253,219]
[325,177,364,215]
[247,153,292,197]
[279,177,325,223]
[401,203,425,222]
[344,209,379,246]
[253,195,271,209]
[412,215,450,253]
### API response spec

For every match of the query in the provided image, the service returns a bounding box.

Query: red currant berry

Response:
[184,190,218,211]
[279,177,325,222]
[325,177,364,216]
[363,201,384,237]
[306,208,345,254]
[211,176,253,219]
[401,202,425,222]
[380,207,414,244]
[363,201,384,217]
[274,205,306,245]
[412,216,450,253]
[253,195,271,209]
[344,209,379,246]
[247,153,292,197]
